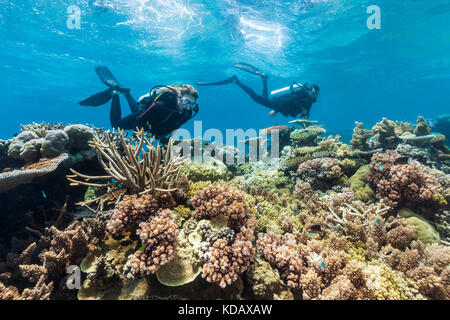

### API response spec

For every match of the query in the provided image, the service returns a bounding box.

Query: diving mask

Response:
[179,95,198,110]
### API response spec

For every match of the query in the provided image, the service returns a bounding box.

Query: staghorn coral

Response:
[67,128,184,213]
[123,209,179,278]
[367,150,440,207]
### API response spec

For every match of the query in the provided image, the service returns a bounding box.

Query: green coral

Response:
[347,240,368,262]
[246,258,293,300]
[290,126,326,145]
[180,159,228,183]
[84,186,97,202]
[366,262,411,300]
[348,165,375,202]
[399,208,440,244]
[243,170,290,193]
[156,231,202,287]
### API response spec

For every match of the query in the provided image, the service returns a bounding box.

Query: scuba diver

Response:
[196,63,319,119]
[78,66,199,141]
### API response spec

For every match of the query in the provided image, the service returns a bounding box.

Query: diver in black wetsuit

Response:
[197,63,319,119]
[79,67,199,141]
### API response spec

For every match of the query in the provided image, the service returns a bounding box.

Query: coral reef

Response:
[1,117,449,301]
[367,150,440,207]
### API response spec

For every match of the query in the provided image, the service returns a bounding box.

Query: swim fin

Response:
[233,63,267,78]
[95,66,123,89]
[196,76,237,86]
[78,88,114,106]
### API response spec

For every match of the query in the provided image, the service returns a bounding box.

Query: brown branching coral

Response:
[382,241,450,299]
[123,209,179,277]
[192,186,257,288]
[202,223,256,288]
[0,222,91,300]
[106,192,175,236]
[367,150,440,207]
[257,232,304,289]
[351,122,372,151]
[67,128,184,213]
[191,184,250,229]
[296,158,343,191]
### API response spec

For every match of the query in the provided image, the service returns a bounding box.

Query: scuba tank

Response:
[270,83,304,98]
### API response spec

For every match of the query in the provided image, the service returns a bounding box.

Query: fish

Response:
[259,125,290,137]
[394,157,414,165]
[310,224,322,232]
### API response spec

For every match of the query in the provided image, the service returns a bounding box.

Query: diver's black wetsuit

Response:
[110,90,194,139]
[233,76,318,118]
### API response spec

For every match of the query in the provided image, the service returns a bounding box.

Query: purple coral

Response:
[123,209,179,277]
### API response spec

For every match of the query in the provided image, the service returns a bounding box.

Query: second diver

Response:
[197,63,319,119]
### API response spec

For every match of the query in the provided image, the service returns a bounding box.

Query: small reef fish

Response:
[259,125,290,137]
[394,156,413,165]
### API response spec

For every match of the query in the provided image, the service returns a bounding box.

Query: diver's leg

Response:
[262,77,269,99]
[110,92,122,128]
[235,78,273,108]
[121,88,139,113]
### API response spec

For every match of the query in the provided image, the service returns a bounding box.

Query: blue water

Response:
[1,0,449,141]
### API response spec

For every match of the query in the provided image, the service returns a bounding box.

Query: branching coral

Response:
[191,184,250,229]
[351,122,372,151]
[296,157,343,190]
[123,209,179,277]
[106,192,175,236]
[67,128,184,213]
[191,185,257,288]
[202,223,256,288]
[367,150,440,207]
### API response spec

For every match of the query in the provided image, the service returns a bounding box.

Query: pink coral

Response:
[201,218,257,288]
[123,209,179,277]
[106,192,176,236]
[191,184,250,229]
[367,150,439,207]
